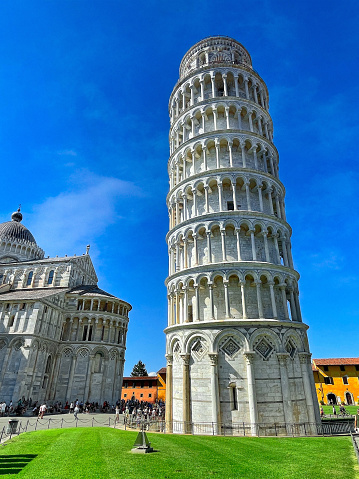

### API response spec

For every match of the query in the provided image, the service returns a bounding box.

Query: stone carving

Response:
[220,337,241,358]
[254,338,274,360]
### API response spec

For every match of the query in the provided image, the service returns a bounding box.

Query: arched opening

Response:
[345,392,353,405]
[327,393,337,405]
[45,355,52,374]
[48,270,54,285]
[94,352,103,373]
[26,271,33,286]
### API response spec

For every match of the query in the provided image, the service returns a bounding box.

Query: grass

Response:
[322,405,359,415]
[0,428,358,478]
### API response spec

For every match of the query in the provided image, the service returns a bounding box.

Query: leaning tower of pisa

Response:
[164,36,320,435]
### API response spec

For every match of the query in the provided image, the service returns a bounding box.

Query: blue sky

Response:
[0,1,358,374]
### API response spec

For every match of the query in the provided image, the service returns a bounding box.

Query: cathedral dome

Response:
[0,209,37,244]
[0,208,44,263]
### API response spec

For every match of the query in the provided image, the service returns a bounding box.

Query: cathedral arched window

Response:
[48,270,54,285]
[26,271,33,286]
[94,352,103,373]
[45,355,52,374]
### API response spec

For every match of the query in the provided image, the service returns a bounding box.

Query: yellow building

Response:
[312,358,359,405]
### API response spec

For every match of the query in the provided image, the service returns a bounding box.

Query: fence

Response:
[0,416,356,444]
[351,433,359,465]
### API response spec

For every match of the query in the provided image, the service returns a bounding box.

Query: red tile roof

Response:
[157,367,167,374]
[311,364,318,371]
[313,358,359,366]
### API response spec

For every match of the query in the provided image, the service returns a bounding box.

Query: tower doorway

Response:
[345,392,353,405]
[327,393,337,405]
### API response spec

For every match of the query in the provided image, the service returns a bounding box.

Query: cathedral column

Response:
[277,353,293,430]
[84,354,94,400]
[243,351,258,436]
[66,354,77,401]
[209,353,220,434]
[180,353,191,433]
[165,354,173,433]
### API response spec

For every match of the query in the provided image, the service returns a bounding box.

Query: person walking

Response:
[115,405,120,423]
[74,404,79,420]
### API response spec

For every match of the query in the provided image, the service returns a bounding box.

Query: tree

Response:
[131,360,148,377]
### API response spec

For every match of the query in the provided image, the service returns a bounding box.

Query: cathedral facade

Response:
[0,208,130,404]
[165,36,320,434]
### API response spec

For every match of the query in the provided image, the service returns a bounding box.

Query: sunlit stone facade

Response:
[0,209,130,404]
[165,36,320,434]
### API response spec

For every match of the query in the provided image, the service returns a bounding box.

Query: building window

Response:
[48,270,54,285]
[8,315,15,328]
[20,303,26,311]
[26,271,33,286]
[355,365,359,371]
[124,394,127,398]
[340,366,345,371]
[148,394,152,398]
[140,394,143,398]
[231,387,238,410]
[5,304,10,311]
[94,353,103,373]
[141,381,144,388]
[124,382,128,388]
[324,377,334,385]
[45,356,52,374]
[343,376,349,385]
[227,201,234,211]
[323,365,329,372]
[82,325,88,341]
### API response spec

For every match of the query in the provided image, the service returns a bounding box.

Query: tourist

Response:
[39,403,47,419]
[115,405,120,423]
[320,406,324,417]
[74,404,79,420]
[332,405,336,416]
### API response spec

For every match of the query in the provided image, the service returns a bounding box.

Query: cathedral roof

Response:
[0,287,68,300]
[67,285,116,298]
[0,209,37,245]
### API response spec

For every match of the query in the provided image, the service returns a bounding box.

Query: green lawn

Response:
[0,428,357,479]
[322,405,359,415]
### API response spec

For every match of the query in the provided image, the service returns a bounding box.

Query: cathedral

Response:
[165,36,320,435]
[0,208,130,405]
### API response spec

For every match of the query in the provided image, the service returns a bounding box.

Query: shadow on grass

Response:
[0,455,37,475]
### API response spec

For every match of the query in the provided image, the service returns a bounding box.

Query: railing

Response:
[0,416,355,444]
[351,433,359,465]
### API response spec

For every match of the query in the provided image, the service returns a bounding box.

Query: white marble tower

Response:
[165,36,320,435]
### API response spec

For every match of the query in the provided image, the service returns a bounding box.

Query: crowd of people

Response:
[0,396,165,421]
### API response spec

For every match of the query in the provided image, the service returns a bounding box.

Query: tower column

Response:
[209,353,220,434]
[165,354,173,433]
[181,353,191,433]
[243,352,258,436]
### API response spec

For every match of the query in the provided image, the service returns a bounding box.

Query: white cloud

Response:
[29,170,142,256]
